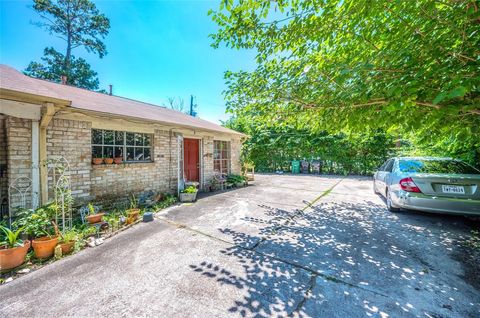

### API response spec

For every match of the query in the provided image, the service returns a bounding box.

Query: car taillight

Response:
[399,177,421,193]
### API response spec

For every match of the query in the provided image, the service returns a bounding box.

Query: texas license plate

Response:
[442,185,465,194]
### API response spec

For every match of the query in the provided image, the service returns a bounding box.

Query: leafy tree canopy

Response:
[24,47,101,90]
[25,0,110,89]
[211,0,480,165]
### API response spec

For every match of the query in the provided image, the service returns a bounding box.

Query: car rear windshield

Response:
[399,159,480,174]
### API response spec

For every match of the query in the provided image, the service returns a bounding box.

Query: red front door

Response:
[183,138,199,182]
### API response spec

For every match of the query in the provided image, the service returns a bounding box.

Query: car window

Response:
[378,160,388,171]
[385,159,394,172]
[399,159,480,174]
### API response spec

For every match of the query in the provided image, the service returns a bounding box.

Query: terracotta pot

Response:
[60,241,75,255]
[114,157,123,164]
[32,236,58,259]
[104,158,114,164]
[127,209,140,219]
[0,240,30,270]
[86,213,105,224]
[92,158,104,165]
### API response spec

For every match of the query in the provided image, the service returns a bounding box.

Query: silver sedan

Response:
[373,157,480,215]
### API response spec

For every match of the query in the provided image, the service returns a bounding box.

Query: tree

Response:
[25,47,100,90]
[26,0,110,88]
[166,97,186,113]
[210,0,480,165]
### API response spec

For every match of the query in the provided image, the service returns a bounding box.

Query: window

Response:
[92,129,152,163]
[384,159,395,172]
[399,159,480,174]
[214,140,230,174]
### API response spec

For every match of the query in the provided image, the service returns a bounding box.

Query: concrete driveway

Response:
[1,174,479,317]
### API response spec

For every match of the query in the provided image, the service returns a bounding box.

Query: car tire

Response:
[386,189,400,212]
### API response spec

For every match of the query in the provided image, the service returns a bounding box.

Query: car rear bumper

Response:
[392,190,480,216]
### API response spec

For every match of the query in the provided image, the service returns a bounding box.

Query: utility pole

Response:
[190,95,194,116]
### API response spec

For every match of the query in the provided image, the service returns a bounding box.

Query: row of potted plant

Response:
[92,156,123,165]
[1,193,178,273]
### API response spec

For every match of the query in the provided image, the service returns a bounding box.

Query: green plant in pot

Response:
[59,229,79,255]
[0,225,30,270]
[13,203,59,259]
[179,185,198,202]
[85,203,105,224]
[126,194,140,224]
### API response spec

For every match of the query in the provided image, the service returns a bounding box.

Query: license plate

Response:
[441,185,465,194]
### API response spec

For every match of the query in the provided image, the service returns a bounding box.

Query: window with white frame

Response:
[91,129,152,162]
[213,140,230,174]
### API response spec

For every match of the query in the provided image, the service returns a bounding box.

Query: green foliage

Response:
[60,228,80,243]
[26,0,110,90]
[87,203,96,216]
[129,194,138,209]
[211,0,480,167]
[153,194,178,210]
[0,225,24,248]
[227,174,247,184]
[181,186,198,194]
[12,203,58,238]
[24,47,101,90]
[226,115,395,174]
[32,0,110,58]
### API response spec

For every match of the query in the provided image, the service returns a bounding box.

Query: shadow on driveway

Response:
[189,198,480,317]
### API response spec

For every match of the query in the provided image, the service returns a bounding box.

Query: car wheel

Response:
[373,180,380,194]
[386,189,400,212]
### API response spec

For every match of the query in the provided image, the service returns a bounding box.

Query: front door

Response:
[183,138,199,182]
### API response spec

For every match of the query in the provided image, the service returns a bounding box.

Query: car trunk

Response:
[410,174,480,199]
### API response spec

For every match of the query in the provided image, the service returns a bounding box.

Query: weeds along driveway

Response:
[1,174,479,318]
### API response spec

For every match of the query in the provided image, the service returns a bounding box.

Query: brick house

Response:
[0,64,244,217]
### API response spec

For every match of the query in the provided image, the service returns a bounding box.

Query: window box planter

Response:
[104,158,114,164]
[179,192,197,202]
[114,157,123,164]
[92,158,104,165]
[0,240,30,270]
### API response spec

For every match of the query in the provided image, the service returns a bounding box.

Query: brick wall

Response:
[46,119,92,201]
[91,129,179,201]
[202,136,215,183]
[5,114,241,209]
[0,116,8,214]
[6,116,32,209]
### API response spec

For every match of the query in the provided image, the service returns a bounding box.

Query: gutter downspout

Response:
[39,103,55,205]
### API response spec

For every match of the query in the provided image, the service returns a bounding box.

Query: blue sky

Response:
[0,0,256,123]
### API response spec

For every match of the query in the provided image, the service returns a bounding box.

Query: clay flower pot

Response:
[86,213,105,224]
[0,240,30,270]
[92,158,104,165]
[104,158,114,164]
[126,209,140,224]
[114,157,123,164]
[60,241,75,255]
[32,236,58,259]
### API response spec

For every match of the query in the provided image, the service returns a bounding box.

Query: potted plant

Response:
[179,185,198,202]
[92,154,103,165]
[85,203,105,224]
[13,204,59,259]
[0,225,30,270]
[126,194,140,224]
[114,157,123,164]
[104,157,114,164]
[227,174,246,187]
[59,229,79,255]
